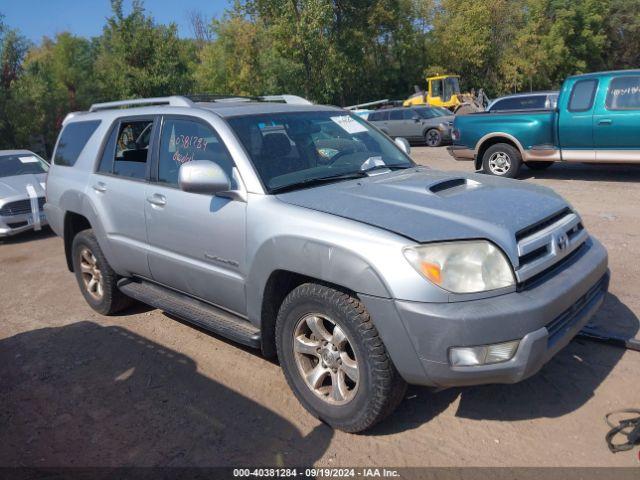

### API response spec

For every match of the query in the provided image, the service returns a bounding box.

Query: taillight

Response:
[451,128,460,141]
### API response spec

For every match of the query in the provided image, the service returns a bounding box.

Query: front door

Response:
[144,116,247,316]
[88,116,157,277]
[593,75,640,162]
[557,78,598,162]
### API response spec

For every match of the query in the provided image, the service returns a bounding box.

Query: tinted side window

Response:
[568,80,598,112]
[97,123,118,173]
[54,120,101,166]
[368,111,381,121]
[378,110,390,121]
[606,76,640,110]
[112,120,153,180]
[403,109,416,120]
[389,110,403,120]
[157,118,235,188]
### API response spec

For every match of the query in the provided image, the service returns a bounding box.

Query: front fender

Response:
[245,236,392,324]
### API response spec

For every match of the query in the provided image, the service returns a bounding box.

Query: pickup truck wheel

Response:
[425,129,442,147]
[482,143,522,178]
[276,283,407,433]
[71,229,133,315]
[526,161,554,170]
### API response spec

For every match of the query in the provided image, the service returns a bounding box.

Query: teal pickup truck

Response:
[448,70,640,178]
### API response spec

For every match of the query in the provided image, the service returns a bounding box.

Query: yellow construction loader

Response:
[403,74,488,114]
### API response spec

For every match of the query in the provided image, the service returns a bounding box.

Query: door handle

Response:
[92,182,107,193]
[146,194,166,207]
[598,119,612,125]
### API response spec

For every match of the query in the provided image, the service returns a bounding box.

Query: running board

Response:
[118,279,261,349]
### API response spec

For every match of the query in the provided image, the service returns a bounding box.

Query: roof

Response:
[493,91,558,100]
[567,69,640,80]
[196,101,340,117]
[63,95,341,124]
[0,149,38,157]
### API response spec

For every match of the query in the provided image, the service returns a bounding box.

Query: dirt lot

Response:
[1,147,639,468]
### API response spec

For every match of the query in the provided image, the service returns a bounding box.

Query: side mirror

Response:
[179,160,230,195]
[395,137,411,155]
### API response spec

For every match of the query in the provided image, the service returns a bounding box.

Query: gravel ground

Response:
[1,147,639,468]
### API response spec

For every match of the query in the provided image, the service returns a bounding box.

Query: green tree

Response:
[93,0,195,99]
[0,16,30,149]
[606,0,640,69]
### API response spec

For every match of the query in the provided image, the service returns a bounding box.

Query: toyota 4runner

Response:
[45,95,609,432]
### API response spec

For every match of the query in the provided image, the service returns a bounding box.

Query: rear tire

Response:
[482,143,522,178]
[526,161,554,170]
[276,283,407,433]
[424,129,442,147]
[71,229,133,315]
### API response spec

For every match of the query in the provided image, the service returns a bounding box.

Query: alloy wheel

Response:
[292,313,359,405]
[488,151,512,175]
[79,247,104,301]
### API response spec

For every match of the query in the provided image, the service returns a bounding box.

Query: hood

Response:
[276,167,569,264]
[0,173,47,199]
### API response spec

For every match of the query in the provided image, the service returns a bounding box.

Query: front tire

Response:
[425,129,442,147]
[482,143,522,178]
[72,229,133,315]
[276,283,407,433]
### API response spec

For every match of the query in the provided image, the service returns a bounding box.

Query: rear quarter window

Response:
[54,120,101,167]
[568,80,598,112]
[606,76,640,110]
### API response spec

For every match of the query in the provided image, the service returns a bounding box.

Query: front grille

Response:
[6,220,28,229]
[515,208,588,283]
[546,274,608,346]
[0,197,45,216]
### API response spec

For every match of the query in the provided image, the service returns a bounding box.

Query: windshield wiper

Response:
[361,164,412,173]
[270,172,367,193]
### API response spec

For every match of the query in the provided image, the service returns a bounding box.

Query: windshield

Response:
[227,111,413,192]
[414,107,449,119]
[0,154,49,178]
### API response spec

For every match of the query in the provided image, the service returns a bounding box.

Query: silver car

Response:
[367,106,454,147]
[45,96,608,432]
[0,150,49,237]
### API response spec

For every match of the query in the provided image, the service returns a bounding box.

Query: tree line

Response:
[1,0,638,157]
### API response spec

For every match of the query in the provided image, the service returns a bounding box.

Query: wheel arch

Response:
[259,270,360,358]
[63,211,92,272]
[474,133,525,170]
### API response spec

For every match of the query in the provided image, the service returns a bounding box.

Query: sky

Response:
[0,0,230,42]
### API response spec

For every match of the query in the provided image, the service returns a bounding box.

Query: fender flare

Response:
[245,236,393,325]
[474,132,526,170]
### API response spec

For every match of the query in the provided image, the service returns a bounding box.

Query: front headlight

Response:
[403,240,515,294]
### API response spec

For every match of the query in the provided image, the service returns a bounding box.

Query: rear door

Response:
[593,75,640,162]
[386,110,405,137]
[557,78,598,161]
[88,116,157,277]
[144,115,248,316]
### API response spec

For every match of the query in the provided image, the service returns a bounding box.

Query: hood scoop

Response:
[428,177,481,196]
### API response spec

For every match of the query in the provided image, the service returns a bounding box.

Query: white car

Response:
[0,150,49,237]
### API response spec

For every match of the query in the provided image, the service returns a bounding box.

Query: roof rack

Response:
[259,95,313,105]
[88,93,313,113]
[89,96,194,112]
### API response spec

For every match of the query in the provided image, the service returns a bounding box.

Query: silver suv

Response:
[45,95,609,432]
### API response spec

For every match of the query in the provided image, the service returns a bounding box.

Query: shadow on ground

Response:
[521,163,640,183]
[0,227,55,245]
[371,293,638,433]
[0,321,332,467]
